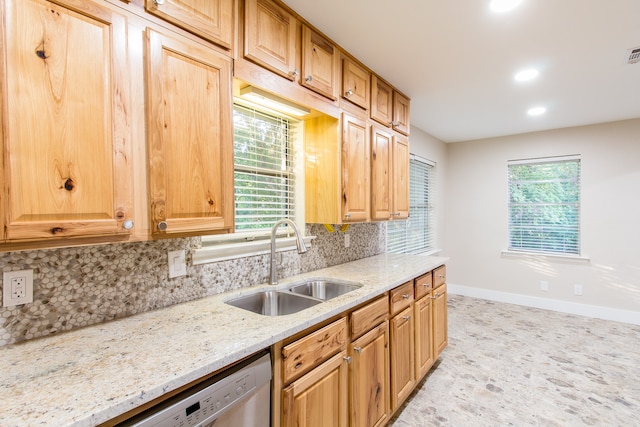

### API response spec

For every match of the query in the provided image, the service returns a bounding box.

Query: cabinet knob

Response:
[305,75,313,82]
[345,89,353,97]
[290,69,300,77]
[343,356,352,364]
[354,346,362,354]
[157,221,168,231]
[122,220,134,230]
[154,0,165,4]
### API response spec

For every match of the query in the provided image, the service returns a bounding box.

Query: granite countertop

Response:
[0,253,447,427]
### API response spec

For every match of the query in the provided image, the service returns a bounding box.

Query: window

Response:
[233,103,295,232]
[508,156,581,255]
[387,156,435,254]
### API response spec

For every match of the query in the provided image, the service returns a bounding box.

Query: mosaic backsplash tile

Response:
[0,223,385,346]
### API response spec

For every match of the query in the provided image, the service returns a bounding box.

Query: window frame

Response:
[506,155,582,257]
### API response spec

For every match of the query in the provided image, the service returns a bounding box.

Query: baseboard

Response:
[447,283,640,325]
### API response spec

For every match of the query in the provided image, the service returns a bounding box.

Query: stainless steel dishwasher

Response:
[119,350,271,427]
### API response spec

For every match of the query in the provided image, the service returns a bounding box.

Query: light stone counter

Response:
[0,253,447,427]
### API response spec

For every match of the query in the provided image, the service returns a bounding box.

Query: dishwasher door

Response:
[122,351,271,427]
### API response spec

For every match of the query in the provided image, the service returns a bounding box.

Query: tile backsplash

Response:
[0,223,385,346]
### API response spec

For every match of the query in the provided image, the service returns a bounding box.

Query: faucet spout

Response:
[270,219,307,285]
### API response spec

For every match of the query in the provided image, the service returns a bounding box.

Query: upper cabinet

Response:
[342,57,370,109]
[301,26,339,100]
[244,0,298,80]
[305,113,370,224]
[0,0,133,242]
[145,29,234,237]
[371,74,411,135]
[145,0,235,50]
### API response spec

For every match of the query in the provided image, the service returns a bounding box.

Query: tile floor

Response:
[389,295,640,426]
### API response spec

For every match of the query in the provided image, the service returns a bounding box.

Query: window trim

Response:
[506,154,582,257]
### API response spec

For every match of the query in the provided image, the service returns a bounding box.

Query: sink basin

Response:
[226,291,321,316]
[288,280,362,301]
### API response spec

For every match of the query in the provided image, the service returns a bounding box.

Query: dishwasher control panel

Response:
[129,353,271,427]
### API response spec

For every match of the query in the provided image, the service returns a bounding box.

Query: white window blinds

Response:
[233,104,294,232]
[387,156,435,254]
[508,156,581,255]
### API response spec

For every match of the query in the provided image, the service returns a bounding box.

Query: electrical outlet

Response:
[540,280,549,291]
[344,233,350,248]
[168,250,187,278]
[574,284,583,296]
[3,269,34,307]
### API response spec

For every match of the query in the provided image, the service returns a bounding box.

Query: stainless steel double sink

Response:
[225,280,362,316]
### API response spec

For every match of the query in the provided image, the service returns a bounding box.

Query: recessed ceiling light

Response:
[490,0,523,13]
[514,69,539,82]
[527,106,546,116]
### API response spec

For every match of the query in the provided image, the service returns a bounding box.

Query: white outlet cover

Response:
[168,250,187,278]
[3,269,34,307]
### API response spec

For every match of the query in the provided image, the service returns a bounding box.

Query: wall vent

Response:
[626,46,640,65]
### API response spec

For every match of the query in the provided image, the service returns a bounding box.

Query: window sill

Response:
[193,236,316,265]
[501,249,591,263]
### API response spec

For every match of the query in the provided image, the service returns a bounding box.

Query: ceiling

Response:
[282,0,640,142]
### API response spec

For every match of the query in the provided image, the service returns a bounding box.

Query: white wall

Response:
[443,119,640,322]
[409,125,448,252]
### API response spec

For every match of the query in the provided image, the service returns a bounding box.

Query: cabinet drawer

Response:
[282,318,348,384]
[389,281,414,315]
[351,296,388,338]
[414,271,433,300]
[434,265,446,288]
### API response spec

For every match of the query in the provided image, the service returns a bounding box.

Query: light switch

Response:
[168,250,187,278]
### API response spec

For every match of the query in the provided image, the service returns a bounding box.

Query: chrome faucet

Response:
[270,219,308,285]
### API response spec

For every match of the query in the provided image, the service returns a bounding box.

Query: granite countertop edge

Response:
[0,253,448,427]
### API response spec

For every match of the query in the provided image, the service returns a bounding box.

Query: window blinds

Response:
[508,156,581,255]
[233,104,294,232]
[387,156,435,254]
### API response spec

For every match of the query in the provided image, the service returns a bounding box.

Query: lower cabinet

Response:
[274,264,447,427]
[389,305,415,411]
[350,322,390,427]
[282,350,350,427]
[433,283,448,358]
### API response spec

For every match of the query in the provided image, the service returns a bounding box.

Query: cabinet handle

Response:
[157,221,168,231]
[391,120,400,126]
[431,292,444,299]
[354,347,362,354]
[343,356,352,364]
[153,0,165,4]
[402,315,411,320]
[290,69,300,77]
[345,89,353,97]
[402,294,410,299]
[122,220,134,230]
[305,75,313,82]
[439,275,445,278]
[396,212,402,216]
[345,213,352,218]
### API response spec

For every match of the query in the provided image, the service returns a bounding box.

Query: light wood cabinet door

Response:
[371,126,393,221]
[282,350,349,427]
[244,0,298,80]
[301,26,339,100]
[146,28,234,236]
[392,91,411,135]
[350,322,390,427]
[392,133,410,219]
[342,57,370,109]
[1,0,133,241]
[389,305,415,411]
[433,284,448,358]
[415,294,435,380]
[370,75,393,127]
[341,114,370,222]
[145,0,234,49]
